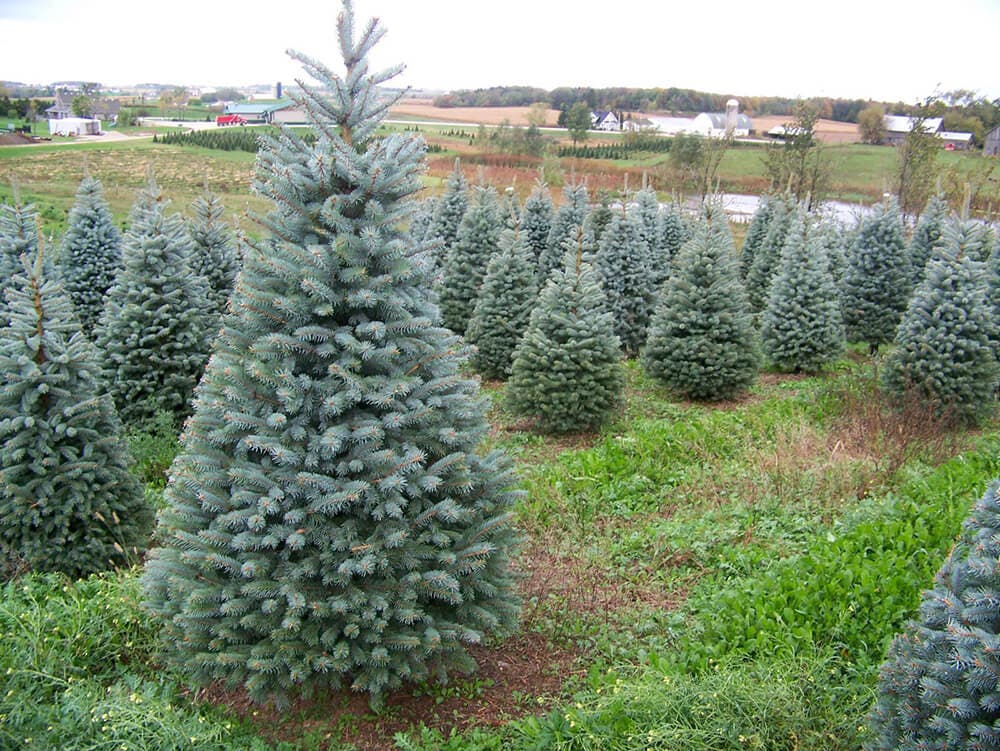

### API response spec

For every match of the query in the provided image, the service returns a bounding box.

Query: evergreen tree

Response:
[467,228,538,380]
[187,189,239,316]
[438,185,502,335]
[746,194,792,313]
[583,194,614,251]
[761,207,844,372]
[880,225,997,425]
[907,193,948,286]
[408,195,438,246]
[948,217,995,264]
[538,183,588,281]
[0,255,150,578]
[739,195,774,280]
[842,198,911,352]
[507,234,623,432]
[429,159,468,252]
[141,4,521,708]
[499,186,521,231]
[868,481,1000,751]
[985,243,1000,395]
[0,196,43,310]
[58,175,123,333]
[96,175,213,426]
[595,208,656,356]
[643,206,758,400]
[520,180,554,268]
[657,202,688,273]
[815,213,849,294]
[633,186,670,287]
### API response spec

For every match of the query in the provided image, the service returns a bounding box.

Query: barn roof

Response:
[883,115,943,134]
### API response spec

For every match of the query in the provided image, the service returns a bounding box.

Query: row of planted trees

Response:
[415,160,1000,434]
[0,170,239,579]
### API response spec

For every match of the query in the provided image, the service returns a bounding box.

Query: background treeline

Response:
[434,85,1000,128]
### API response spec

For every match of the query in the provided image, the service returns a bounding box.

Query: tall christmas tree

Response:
[141,2,521,707]
[595,208,656,356]
[438,185,502,335]
[643,205,758,400]
[466,228,538,380]
[507,232,623,433]
[760,206,844,372]
[868,481,1000,751]
[842,197,911,352]
[187,188,240,316]
[96,174,214,426]
[0,254,150,578]
[58,175,124,333]
[880,224,997,425]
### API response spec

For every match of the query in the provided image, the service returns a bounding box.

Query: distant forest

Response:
[432,86,1000,129]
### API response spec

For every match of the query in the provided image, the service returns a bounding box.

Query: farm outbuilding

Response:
[882,115,944,145]
[690,111,751,138]
[48,117,100,136]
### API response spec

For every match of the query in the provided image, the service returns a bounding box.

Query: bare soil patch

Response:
[199,629,579,751]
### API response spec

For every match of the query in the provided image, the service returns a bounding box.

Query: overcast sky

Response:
[1,0,998,104]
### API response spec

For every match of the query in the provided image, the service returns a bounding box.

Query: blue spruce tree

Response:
[842,197,912,353]
[187,188,239,316]
[438,185,502,335]
[467,227,538,380]
[595,208,656,356]
[907,193,948,286]
[643,204,758,400]
[507,231,623,433]
[539,183,588,281]
[761,206,844,372]
[746,194,793,313]
[868,481,1000,751]
[657,201,689,273]
[0,254,150,578]
[739,195,775,280]
[429,159,468,255]
[0,194,45,313]
[58,175,123,333]
[96,174,214,426]
[141,2,521,707]
[520,180,554,270]
[880,223,998,425]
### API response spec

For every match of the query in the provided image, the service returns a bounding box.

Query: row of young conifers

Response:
[413,162,1000,431]
[0,175,239,578]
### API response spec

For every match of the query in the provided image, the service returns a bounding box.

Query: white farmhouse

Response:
[591,111,621,131]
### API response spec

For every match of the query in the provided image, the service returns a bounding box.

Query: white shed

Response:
[48,118,101,136]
